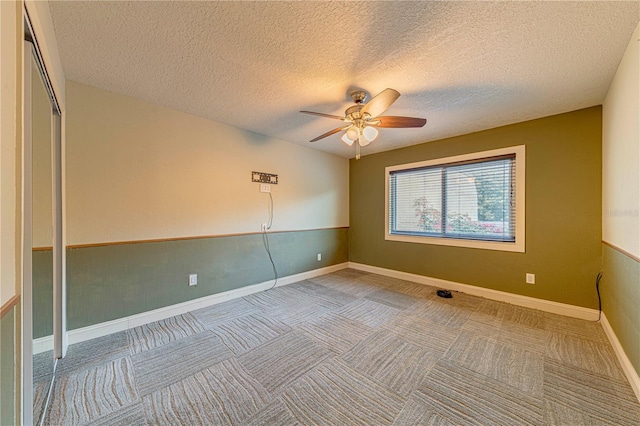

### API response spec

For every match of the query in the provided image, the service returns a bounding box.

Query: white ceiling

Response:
[49,1,639,159]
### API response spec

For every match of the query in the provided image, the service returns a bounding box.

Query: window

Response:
[386,146,525,252]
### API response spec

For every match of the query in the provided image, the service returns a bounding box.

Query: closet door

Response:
[23,36,63,426]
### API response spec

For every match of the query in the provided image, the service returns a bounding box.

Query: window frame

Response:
[385,145,526,252]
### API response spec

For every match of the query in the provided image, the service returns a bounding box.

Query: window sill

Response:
[385,232,525,252]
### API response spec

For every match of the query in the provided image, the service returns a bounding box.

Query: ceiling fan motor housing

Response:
[345,105,366,121]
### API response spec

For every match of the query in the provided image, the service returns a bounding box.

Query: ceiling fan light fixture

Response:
[341,127,358,146]
[341,132,355,146]
[358,132,371,147]
[362,125,379,142]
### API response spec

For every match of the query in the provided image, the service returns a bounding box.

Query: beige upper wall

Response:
[1,0,20,306]
[603,22,640,258]
[65,81,349,246]
[32,65,53,248]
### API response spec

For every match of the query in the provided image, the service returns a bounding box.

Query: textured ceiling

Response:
[49,1,639,158]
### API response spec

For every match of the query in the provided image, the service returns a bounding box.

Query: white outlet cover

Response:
[189,274,198,286]
[525,273,535,284]
[317,253,321,261]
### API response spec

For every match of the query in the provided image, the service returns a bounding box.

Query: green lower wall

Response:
[602,243,640,376]
[66,228,348,330]
[1,307,16,426]
[350,107,602,309]
[33,250,53,339]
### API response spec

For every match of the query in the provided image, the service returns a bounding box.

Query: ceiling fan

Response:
[301,88,426,157]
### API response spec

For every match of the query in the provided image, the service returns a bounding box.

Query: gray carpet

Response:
[37,269,640,425]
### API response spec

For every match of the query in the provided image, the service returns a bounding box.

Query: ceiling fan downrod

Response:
[350,90,367,104]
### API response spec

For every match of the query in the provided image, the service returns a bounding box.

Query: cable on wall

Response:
[262,192,278,290]
[595,271,603,322]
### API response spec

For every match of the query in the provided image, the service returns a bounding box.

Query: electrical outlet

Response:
[189,274,198,286]
[317,253,322,261]
[526,273,535,284]
[259,184,271,193]
[261,223,267,231]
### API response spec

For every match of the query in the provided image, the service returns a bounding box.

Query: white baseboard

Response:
[349,262,599,321]
[600,313,640,402]
[33,335,54,355]
[33,262,349,354]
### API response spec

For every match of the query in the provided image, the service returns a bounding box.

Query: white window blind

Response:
[389,154,516,242]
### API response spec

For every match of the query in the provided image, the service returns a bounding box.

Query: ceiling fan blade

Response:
[361,88,400,118]
[374,116,427,128]
[300,111,345,121]
[309,125,351,142]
